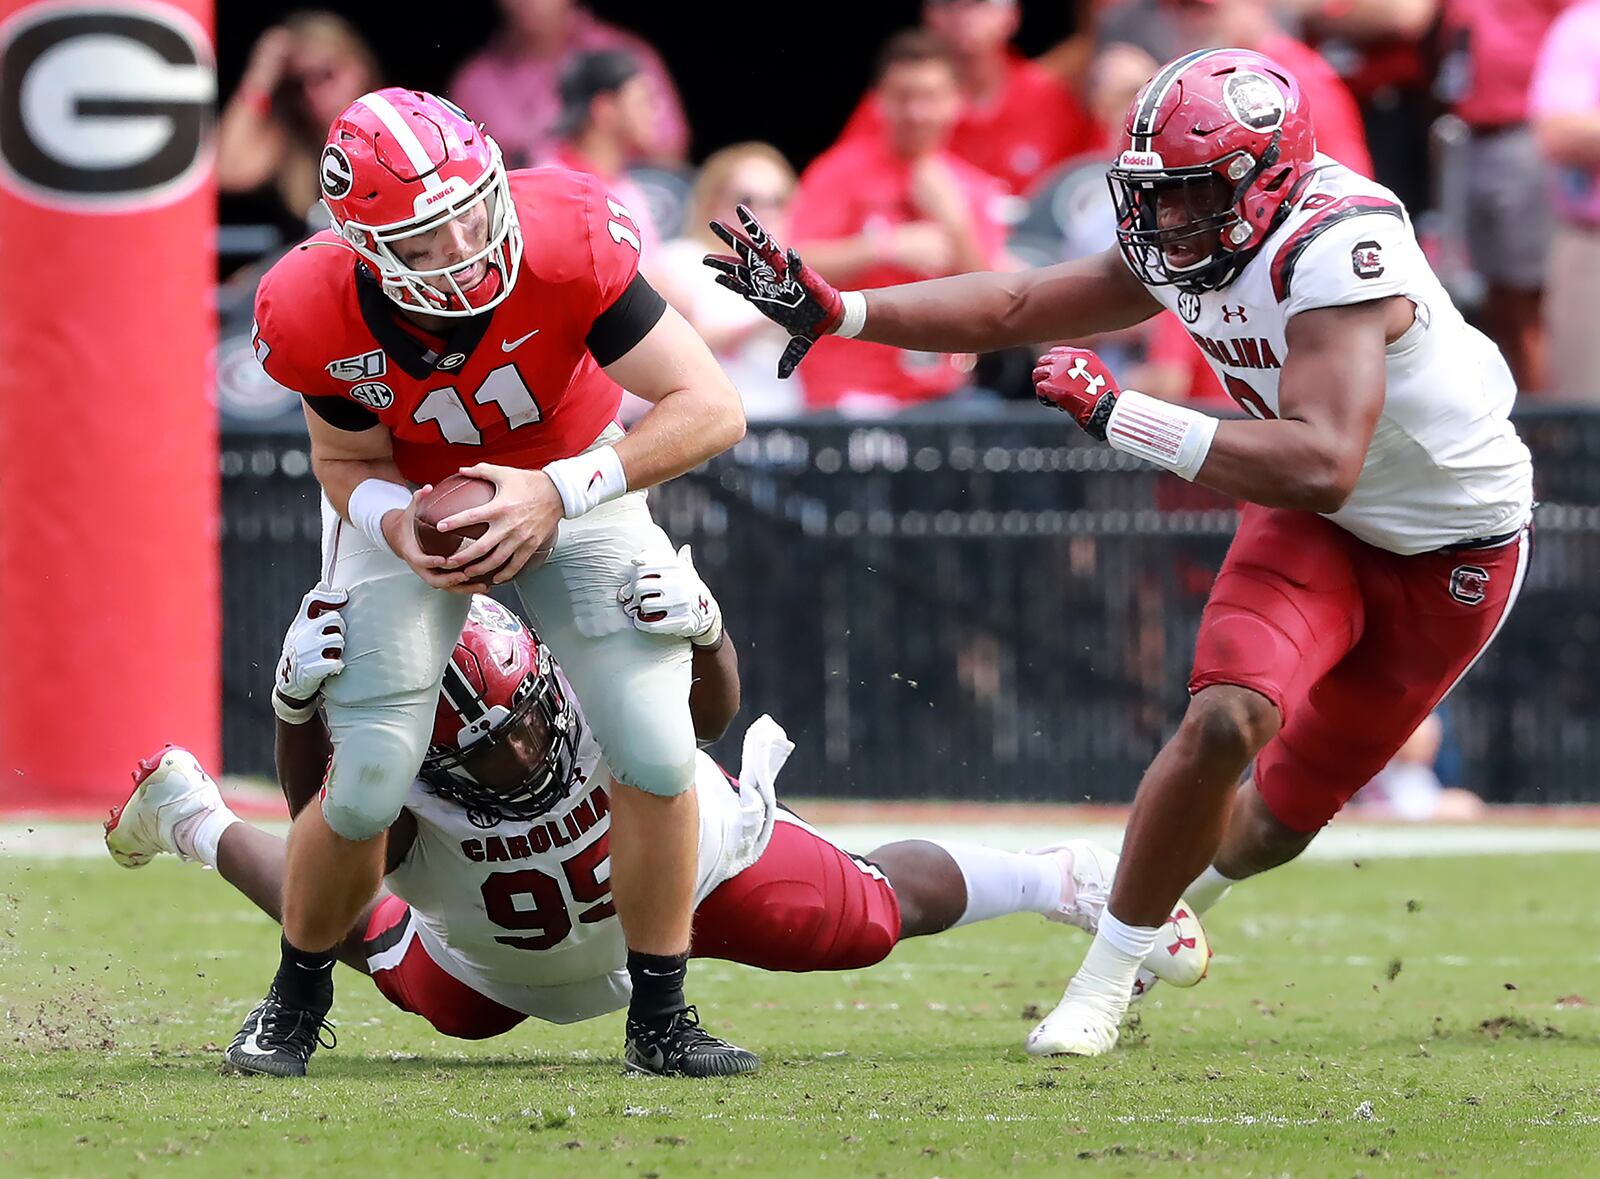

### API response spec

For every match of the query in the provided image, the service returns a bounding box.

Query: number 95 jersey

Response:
[251,168,662,485]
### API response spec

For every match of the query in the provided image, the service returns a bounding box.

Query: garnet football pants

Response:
[1190,506,1529,833]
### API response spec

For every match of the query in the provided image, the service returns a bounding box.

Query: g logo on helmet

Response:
[0,3,215,212]
[320,144,353,199]
[1222,72,1285,133]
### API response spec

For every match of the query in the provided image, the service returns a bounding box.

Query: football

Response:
[414,474,495,559]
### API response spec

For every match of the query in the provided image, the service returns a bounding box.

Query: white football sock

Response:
[932,841,1067,927]
[1097,909,1160,959]
[172,806,240,869]
[1184,865,1237,915]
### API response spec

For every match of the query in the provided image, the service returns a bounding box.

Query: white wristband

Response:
[1104,390,1219,483]
[543,444,628,519]
[347,478,412,554]
[272,688,320,725]
[836,290,867,339]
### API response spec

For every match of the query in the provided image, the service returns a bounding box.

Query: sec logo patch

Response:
[350,381,394,410]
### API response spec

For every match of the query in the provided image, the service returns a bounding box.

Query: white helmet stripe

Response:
[1132,48,1229,151]
[353,90,443,191]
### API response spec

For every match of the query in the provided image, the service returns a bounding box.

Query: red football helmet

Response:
[1107,48,1315,292]
[318,87,523,317]
[421,596,580,827]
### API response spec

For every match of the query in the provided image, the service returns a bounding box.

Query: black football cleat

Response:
[623,1006,760,1078]
[223,986,336,1078]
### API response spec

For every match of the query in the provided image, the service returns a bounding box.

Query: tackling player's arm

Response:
[618,545,739,741]
[272,584,418,869]
[689,633,739,744]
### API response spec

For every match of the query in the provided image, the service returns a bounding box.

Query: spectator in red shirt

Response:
[1162,0,1376,177]
[790,30,1011,413]
[839,0,1103,195]
[1435,0,1569,394]
[448,0,688,170]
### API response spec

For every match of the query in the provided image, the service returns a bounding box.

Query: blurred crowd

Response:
[219,0,1600,416]
[217,0,1571,815]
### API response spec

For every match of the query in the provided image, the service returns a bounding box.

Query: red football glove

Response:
[1032,346,1120,441]
[703,204,843,379]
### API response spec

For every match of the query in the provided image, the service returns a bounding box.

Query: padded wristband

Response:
[1104,391,1219,482]
[836,290,867,339]
[272,688,320,726]
[347,478,412,554]
[544,444,628,519]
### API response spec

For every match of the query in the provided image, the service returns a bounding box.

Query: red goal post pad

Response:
[0,0,219,811]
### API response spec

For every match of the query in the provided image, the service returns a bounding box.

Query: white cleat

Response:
[104,745,222,867]
[1030,841,1213,990]
[1025,980,1125,1058]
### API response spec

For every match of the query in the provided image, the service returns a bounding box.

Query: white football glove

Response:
[273,582,348,724]
[617,544,724,648]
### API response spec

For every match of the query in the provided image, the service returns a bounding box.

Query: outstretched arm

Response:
[705,206,1162,377]
[854,247,1163,354]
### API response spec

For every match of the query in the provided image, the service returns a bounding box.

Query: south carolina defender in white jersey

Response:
[105,560,1210,1071]
[707,47,1532,1058]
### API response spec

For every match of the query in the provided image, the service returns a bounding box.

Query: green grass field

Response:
[4,843,1599,1177]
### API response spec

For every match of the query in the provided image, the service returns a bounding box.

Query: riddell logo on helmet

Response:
[1117,150,1164,170]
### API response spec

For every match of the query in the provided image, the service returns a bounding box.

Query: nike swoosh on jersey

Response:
[501,329,541,351]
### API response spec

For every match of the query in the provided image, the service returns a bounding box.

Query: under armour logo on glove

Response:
[1066,356,1106,396]
[704,205,845,379]
[1032,346,1122,441]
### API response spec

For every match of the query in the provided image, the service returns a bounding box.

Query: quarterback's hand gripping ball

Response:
[1033,346,1121,441]
[703,205,843,379]
[617,544,724,648]
[273,583,349,722]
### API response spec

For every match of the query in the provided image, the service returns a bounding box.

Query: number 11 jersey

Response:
[252,167,663,484]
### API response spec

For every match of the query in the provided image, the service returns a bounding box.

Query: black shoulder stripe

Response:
[1272,200,1404,302]
[586,272,667,367]
[302,393,381,432]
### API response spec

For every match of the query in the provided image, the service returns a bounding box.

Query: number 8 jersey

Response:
[252,168,662,485]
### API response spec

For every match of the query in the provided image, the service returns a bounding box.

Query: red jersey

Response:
[253,169,660,485]
[840,52,1103,195]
